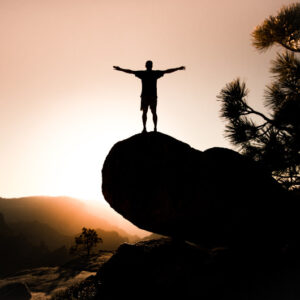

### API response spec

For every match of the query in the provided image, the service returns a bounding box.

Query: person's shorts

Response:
[140,96,157,111]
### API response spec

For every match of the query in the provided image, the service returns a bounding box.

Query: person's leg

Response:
[141,97,148,133]
[142,107,148,132]
[150,105,157,132]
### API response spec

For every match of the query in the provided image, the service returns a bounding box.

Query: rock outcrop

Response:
[0,282,31,300]
[102,132,294,248]
[95,238,300,300]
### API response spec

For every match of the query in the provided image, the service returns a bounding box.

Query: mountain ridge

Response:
[0,195,141,240]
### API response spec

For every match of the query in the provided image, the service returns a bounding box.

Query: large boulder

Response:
[102,132,293,248]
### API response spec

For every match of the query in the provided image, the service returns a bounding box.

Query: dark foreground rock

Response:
[94,238,300,300]
[102,132,295,248]
[0,282,31,300]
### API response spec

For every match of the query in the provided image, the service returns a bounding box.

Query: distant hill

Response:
[0,213,69,276]
[0,196,138,239]
[9,220,133,252]
[9,220,73,251]
[0,196,147,276]
[95,228,129,251]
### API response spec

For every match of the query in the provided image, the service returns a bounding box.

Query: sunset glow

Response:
[0,0,295,205]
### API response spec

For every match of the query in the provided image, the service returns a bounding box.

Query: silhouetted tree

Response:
[251,3,300,53]
[218,3,300,189]
[70,227,102,257]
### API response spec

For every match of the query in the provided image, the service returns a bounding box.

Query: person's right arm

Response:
[113,66,135,74]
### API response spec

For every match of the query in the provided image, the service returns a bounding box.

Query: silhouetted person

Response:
[113,61,185,132]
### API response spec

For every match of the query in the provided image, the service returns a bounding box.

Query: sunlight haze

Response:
[0,0,295,231]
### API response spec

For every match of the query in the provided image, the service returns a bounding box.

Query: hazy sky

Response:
[0,0,294,203]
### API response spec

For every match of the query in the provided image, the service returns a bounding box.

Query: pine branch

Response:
[278,41,300,53]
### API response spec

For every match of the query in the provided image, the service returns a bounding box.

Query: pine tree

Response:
[218,3,300,189]
[70,227,103,257]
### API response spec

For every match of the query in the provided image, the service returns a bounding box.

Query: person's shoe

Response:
[154,127,157,132]
[142,128,147,134]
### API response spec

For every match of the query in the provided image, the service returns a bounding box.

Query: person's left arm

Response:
[162,66,186,74]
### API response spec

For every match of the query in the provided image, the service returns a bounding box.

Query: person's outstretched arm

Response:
[162,66,186,74]
[113,66,135,74]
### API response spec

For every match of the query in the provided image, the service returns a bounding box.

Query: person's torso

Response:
[136,71,163,97]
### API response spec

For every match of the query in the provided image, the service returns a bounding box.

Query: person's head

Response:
[145,60,153,71]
